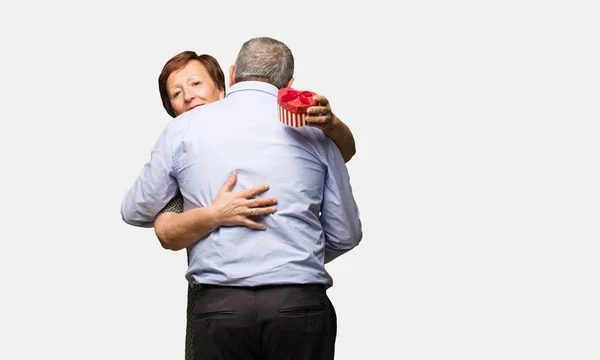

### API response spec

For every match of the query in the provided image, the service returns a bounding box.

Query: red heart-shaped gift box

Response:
[277,88,317,127]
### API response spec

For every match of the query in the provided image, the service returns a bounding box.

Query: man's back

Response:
[168,81,361,286]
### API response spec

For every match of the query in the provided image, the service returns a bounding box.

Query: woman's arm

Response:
[154,204,218,251]
[154,171,277,251]
[306,95,356,163]
[323,113,356,163]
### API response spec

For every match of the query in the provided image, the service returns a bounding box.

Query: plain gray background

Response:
[1,0,598,359]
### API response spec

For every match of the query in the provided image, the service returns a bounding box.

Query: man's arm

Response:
[306,95,356,163]
[319,136,362,264]
[121,123,179,228]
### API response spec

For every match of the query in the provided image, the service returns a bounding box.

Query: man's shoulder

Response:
[293,126,329,145]
[284,126,339,163]
[167,108,201,133]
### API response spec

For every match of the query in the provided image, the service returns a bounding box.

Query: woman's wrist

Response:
[324,114,342,138]
[203,205,222,231]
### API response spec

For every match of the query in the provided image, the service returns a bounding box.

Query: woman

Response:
[153,51,356,359]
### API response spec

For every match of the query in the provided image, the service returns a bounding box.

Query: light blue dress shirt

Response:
[121,81,362,287]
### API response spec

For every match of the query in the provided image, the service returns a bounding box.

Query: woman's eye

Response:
[192,81,201,86]
[172,91,181,99]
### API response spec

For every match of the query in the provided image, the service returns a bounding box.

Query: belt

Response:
[190,283,326,291]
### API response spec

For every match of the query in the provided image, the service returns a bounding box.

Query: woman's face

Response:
[167,60,224,116]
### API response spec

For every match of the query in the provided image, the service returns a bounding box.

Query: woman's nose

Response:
[184,91,196,101]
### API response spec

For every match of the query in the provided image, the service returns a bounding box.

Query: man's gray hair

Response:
[234,37,294,89]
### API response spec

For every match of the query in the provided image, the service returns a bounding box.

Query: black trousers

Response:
[191,284,337,360]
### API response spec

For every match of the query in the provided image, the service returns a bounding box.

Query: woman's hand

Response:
[210,171,278,230]
[305,95,340,136]
[305,95,356,163]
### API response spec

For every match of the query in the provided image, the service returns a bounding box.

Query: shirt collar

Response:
[226,81,279,98]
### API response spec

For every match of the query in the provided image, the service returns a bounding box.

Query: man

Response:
[121,37,362,360]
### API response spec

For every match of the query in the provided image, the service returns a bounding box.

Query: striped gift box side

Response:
[278,105,306,127]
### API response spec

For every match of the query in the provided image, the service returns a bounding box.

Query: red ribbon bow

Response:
[280,89,313,104]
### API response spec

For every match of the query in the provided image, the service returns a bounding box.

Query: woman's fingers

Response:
[240,184,270,198]
[307,105,330,117]
[245,197,278,208]
[233,202,277,229]
[219,171,238,193]
[305,115,328,128]
[306,104,332,129]
[241,217,267,230]
[312,94,329,106]
[244,205,277,217]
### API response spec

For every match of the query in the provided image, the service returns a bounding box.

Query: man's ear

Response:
[286,77,294,88]
[229,65,236,87]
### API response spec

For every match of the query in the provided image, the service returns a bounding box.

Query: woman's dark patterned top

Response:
[155,191,184,219]
[153,191,195,359]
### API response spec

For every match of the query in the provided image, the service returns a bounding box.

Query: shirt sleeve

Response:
[319,136,362,263]
[121,122,180,228]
